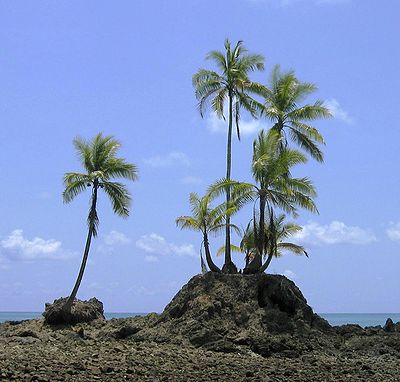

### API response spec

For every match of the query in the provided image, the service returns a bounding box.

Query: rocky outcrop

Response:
[128,272,331,356]
[43,297,105,325]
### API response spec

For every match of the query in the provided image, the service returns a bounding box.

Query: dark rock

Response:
[335,324,364,338]
[43,297,105,325]
[134,272,330,356]
[14,330,39,339]
[383,318,395,333]
[114,325,141,339]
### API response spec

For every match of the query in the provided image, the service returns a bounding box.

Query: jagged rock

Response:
[43,297,105,325]
[383,318,395,332]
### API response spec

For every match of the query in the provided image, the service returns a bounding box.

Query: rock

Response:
[383,318,395,332]
[43,297,105,325]
[335,324,364,338]
[133,272,331,356]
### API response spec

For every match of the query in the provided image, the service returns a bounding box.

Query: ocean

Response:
[1,312,400,327]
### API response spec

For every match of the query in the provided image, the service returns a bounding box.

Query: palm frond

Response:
[102,181,131,217]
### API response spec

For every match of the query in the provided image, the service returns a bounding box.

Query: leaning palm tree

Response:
[62,133,138,312]
[210,129,317,273]
[260,65,331,162]
[193,39,264,273]
[176,193,240,273]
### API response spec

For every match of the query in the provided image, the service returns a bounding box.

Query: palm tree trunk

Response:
[203,233,221,273]
[259,253,273,273]
[222,93,237,274]
[64,185,98,311]
[244,195,265,273]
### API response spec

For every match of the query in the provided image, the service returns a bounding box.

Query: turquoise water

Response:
[1,312,399,327]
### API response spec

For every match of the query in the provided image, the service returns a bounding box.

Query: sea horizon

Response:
[1,311,400,328]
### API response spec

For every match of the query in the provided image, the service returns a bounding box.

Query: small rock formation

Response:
[383,318,395,332]
[43,297,105,325]
[130,272,331,356]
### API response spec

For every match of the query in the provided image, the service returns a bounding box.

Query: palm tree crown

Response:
[63,133,138,236]
[193,39,265,139]
[176,193,240,273]
[260,65,331,162]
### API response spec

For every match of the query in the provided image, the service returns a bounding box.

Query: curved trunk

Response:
[203,233,221,273]
[259,253,273,273]
[222,93,237,274]
[64,184,98,311]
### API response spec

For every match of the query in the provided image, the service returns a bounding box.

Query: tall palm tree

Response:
[193,39,265,273]
[210,129,317,273]
[260,65,331,162]
[176,193,240,273]
[62,133,138,311]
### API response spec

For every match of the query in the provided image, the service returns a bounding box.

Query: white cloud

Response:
[0,229,73,260]
[325,98,354,124]
[283,269,297,280]
[136,233,196,262]
[206,112,267,137]
[104,230,132,246]
[387,222,400,241]
[293,221,376,245]
[181,176,202,185]
[144,152,190,168]
[97,230,132,254]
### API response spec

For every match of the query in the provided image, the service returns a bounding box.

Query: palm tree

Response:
[260,65,331,162]
[221,214,307,271]
[193,39,265,273]
[62,133,138,311]
[245,213,307,273]
[210,129,317,273]
[176,193,240,273]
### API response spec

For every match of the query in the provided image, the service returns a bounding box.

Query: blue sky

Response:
[0,0,399,313]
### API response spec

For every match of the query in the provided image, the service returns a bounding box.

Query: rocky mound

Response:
[123,272,332,356]
[43,297,105,325]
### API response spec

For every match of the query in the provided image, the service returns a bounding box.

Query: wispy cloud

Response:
[325,98,354,124]
[206,112,267,137]
[97,230,132,254]
[387,222,400,241]
[293,221,376,245]
[104,230,132,246]
[144,152,190,168]
[0,229,74,261]
[181,176,202,185]
[136,233,196,262]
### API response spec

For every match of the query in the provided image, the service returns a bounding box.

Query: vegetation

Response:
[209,129,317,273]
[176,193,240,273]
[193,39,265,273]
[259,65,331,162]
[179,39,332,275]
[62,133,138,311]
